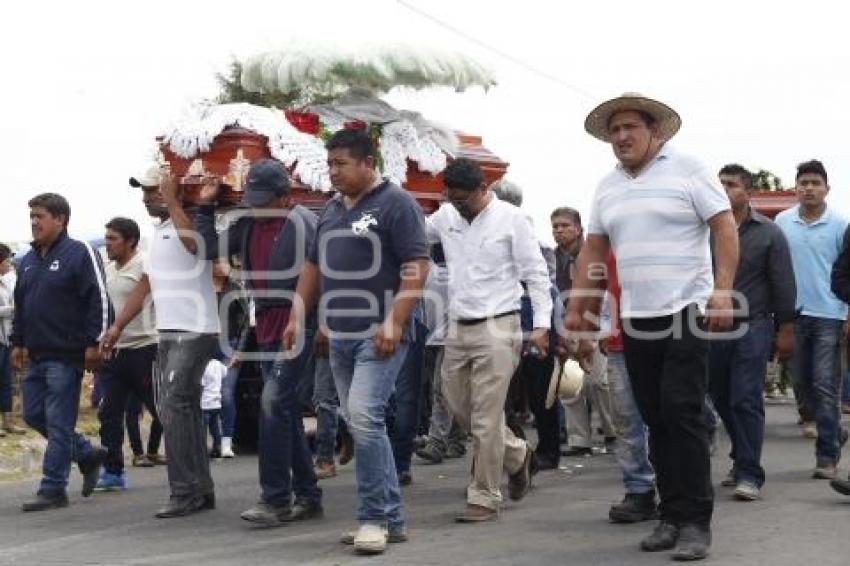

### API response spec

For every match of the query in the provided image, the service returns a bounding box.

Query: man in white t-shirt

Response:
[102,165,220,518]
[565,93,738,561]
[95,217,162,492]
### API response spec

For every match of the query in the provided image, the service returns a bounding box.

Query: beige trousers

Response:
[442,314,528,510]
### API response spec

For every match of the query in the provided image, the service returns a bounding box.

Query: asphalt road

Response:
[1,401,848,566]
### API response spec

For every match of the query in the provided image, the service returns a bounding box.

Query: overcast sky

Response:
[3,0,849,248]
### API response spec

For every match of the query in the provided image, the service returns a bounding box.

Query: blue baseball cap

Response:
[242,159,290,206]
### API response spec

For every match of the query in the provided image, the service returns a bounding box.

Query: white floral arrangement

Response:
[160,102,452,191]
[379,120,446,185]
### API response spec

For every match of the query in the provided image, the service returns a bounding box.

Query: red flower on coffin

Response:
[284,110,320,135]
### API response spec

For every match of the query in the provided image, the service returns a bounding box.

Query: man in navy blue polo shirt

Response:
[284,129,429,555]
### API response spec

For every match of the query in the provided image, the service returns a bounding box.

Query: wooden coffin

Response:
[750,190,797,219]
[403,133,509,215]
[158,126,509,214]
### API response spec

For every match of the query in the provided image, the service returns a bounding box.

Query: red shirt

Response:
[249,218,291,346]
[605,252,624,353]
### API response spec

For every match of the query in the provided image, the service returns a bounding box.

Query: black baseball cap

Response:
[242,159,290,206]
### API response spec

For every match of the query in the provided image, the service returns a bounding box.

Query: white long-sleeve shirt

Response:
[427,198,553,328]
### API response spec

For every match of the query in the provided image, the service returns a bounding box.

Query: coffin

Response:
[749,191,796,219]
[158,123,509,214]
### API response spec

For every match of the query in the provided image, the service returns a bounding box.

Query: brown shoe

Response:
[132,454,155,468]
[813,459,837,480]
[338,430,354,466]
[1,413,26,435]
[508,443,535,501]
[148,453,168,466]
[315,460,337,480]
[455,503,498,523]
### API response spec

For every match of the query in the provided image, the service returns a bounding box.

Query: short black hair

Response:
[105,217,141,249]
[28,193,71,228]
[550,206,582,227]
[443,158,483,191]
[0,243,11,262]
[796,159,828,184]
[325,128,377,162]
[718,163,753,189]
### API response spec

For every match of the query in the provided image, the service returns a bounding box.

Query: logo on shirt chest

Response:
[49,260,60,271]
[351,212,378,236]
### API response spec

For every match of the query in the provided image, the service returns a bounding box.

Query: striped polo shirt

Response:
[587,145,731,319]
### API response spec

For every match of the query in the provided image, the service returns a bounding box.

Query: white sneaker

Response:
[733,480,761,501]
[353,523,388,554]
[221,437,235,459]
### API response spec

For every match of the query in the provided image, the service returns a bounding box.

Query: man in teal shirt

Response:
[775,159,848,480]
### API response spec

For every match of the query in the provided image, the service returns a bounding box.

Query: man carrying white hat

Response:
[565,93,739,561]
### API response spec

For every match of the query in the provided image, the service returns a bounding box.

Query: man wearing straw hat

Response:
[566,93,739,561]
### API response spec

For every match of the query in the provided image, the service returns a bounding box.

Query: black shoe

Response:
[535,453,559,471]
[289,498,324,521]
[603,436,617,454]
[398,471,413,486]
[609,491,658,523]
[561,446,592,457]
[671,524,711,561]
[640,521,680,552]
[79,447,107,498]
[209,449,222,459]
[155,494,206,518]
[415,440,446,464]
[240,501,292,526]
[201,492,215,510]
[830,477,850,496]
[22,491,69,512]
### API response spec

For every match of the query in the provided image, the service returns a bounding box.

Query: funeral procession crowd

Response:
[5,93,850,562]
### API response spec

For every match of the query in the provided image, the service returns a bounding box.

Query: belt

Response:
[455,310,520,326]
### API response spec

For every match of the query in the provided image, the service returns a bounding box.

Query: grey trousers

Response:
[155,332,218,498]
[565,345,615,448]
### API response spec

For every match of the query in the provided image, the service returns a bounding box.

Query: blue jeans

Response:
[220,366,238,438]
[22,360,93,495]
[709,318,773,486]
[257,341,321,507]
[790,316,844,462]
[607,352,654,494]
[330,338,408,529]
[388,319,427,474]
[0,344,12,412]
[203,409,222,452]
[312,357,339,463]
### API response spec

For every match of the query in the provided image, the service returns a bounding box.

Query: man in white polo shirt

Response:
[566,93,738,561]
[96,216,162,491]
[102,165,219,518]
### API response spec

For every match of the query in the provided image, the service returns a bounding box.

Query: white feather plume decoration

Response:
[241,43,496,98]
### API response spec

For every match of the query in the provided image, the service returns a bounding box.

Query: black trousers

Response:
[622,304,713,527]
[98,344,159,474]
[522,355,559,464]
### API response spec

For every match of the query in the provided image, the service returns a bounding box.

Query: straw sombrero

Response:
[584,92,681,142]
[545,358,585,409]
